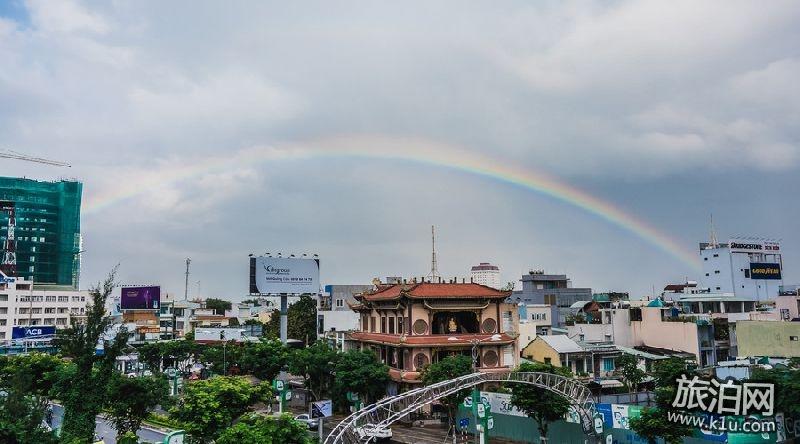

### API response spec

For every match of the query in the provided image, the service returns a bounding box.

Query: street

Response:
[50,404,169,444]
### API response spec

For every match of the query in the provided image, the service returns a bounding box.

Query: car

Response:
[355,424,392,441]
[294,413,319,429]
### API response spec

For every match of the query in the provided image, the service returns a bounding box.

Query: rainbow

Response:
[84,135,699,269]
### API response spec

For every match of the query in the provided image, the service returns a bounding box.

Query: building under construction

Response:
[0,177,82,287]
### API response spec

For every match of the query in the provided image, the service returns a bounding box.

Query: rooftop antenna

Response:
[184,258,191,301]
[426,225,441,281]
[709,214,719,248]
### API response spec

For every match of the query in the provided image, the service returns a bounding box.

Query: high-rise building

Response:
[0,177,82,287]
[470,262,501,289]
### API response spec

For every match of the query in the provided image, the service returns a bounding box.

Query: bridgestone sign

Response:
[249,256,320,294]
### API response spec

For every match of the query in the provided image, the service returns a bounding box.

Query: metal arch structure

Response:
[324,371,598,444]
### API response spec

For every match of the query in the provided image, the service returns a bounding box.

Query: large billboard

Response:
[250,256,319,294]
[729,239,781,254]
[749,263,782,280]
[12,325,56,339]
[120,286,161,310]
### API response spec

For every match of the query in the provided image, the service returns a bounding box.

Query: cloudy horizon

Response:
[1,0,798,300]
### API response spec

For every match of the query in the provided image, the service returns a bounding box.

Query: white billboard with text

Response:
[251,257,320,294]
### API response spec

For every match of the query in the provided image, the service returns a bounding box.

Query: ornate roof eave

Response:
[423,299,490,311]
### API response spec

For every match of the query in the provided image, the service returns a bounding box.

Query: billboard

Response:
[12,325,56,339]
[729,239,781,254]
[120,286,161,310]
[749,263,782,280]
[250,256,319,294]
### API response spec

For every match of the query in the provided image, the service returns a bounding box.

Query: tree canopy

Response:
[215,413,314,444]
[204,298,233,315]
[509,361,572,443]
[288,341,338,401]
[629,358,694,444]
[53,268,131,442]
[420,354,474,423]
[0,353,64,444]
[333,350,389,405]
[615,353,645,392]
[105,373,169,440]
[170,376,271,443]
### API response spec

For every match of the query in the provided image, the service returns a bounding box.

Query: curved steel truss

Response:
[324,371,596,444]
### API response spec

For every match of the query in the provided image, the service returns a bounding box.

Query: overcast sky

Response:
[1,0,798,300]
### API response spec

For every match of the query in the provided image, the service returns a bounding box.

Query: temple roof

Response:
[358,282,510,302]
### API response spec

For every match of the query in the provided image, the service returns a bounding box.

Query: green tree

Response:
[615,353,645,392]
[333,350,389,405]
[215,413,314,444]
[204,298,233,315]
[53,268,130,442]
[749,365,800,418]
[199,342,244,376]
[510,362,572,443]
[170,376,271,443]
[288,341,338,401]
[420,354,473,425]
[629,358,694,444]
[241,339,289,382]
[105,373,169,440]
[288,295,317,345]
[0,353,64,444]
[262,295,318,344]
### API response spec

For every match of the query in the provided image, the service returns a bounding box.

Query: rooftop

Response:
[359,282,509,302]
[539,334,584,354]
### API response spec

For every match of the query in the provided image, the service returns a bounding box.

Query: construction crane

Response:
[0,149,70,167]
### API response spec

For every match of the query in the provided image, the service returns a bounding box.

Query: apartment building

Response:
[0,274,89,340]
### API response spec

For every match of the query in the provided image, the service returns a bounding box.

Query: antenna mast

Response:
[709,214,719,248]
[427,225,441,282]
[184,258,191,301]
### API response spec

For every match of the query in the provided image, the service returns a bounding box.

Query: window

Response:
[335,299,343,308]
[602,358,615,372]
[714,270,720,274]
[544,357,552,365]
[45,295,56,302]
[543,294,556,305]
[579,334,585,341]
[744,270,750,278]
[0,294,6,301]
[713,254,719,257]
[44,308,55,314]
[56,318,67,326]
[381,317,387,333]
[790,336,799,342]
[58,296,68,302]
[398,316,404,334]
[370,317,376,333]
[388,316,395,334]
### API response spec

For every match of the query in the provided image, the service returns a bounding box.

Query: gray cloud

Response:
[0,0,798,297]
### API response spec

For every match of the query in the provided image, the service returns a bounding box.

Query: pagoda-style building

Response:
[350,279,520,385]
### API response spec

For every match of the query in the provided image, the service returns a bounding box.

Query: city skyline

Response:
[0,1,797,298]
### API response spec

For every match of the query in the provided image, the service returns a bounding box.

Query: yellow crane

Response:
[0,149,70,167]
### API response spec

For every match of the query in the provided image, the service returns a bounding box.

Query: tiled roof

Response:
[361,282,510,302]
[350,332,515,346]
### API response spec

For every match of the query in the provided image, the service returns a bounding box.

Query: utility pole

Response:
[184,258,191,301]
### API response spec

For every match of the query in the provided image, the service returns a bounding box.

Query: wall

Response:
[521,338,561,366]
[736,320,800,358]
[630,307,700,360]
[776,294,800,320]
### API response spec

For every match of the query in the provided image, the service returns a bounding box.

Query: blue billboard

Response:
[11,325,56,339]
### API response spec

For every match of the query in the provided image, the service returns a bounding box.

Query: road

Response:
[50,404,169,444]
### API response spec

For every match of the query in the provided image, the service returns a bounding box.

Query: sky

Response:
[1,0,798,300]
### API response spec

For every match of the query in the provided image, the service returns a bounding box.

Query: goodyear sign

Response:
[749,263,781,280]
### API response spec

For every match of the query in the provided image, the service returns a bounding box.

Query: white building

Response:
[0,274,90,340]
[470,262,501,289]
[700,238,784,301]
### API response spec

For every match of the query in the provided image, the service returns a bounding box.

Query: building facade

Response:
[509,270,592,326]
[0,177,82,288]
[350,281,519,387]
[0,274,89,340]
[699,238,783,300]
[470,263,501,289]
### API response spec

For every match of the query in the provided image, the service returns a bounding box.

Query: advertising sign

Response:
[120,286,161,310]
[11,325,56,339]
[250,257,320,294]
[749,263,782,280]
[312,400,333,418]
[729,240,781,254]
